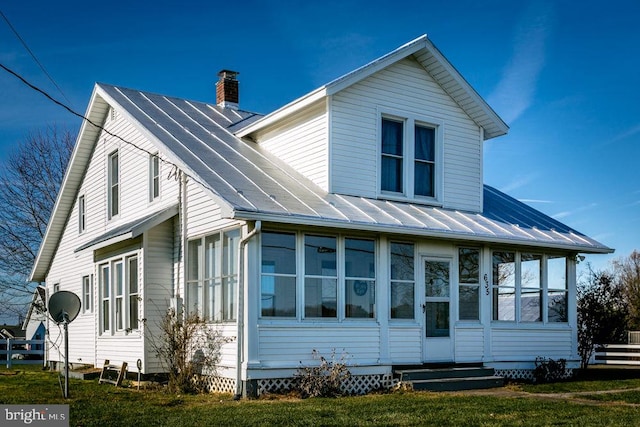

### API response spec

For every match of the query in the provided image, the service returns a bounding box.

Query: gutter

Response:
[234,220,261,399]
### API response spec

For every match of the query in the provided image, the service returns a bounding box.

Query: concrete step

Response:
[396,366,497,381]
[409,375,505,392]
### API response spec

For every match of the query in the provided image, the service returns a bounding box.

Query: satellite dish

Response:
[48,291,81,324]
[47,290,81,399]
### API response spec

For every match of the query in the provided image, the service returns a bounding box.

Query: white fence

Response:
[0,338,45,368]
[594,344,640,365]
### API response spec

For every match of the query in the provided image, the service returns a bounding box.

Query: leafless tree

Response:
[0,126,74,321]
[612,250,640,330]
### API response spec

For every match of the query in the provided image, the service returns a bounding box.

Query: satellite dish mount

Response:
[48,291,81,399]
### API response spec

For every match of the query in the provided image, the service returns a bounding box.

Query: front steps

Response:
[395,365,504,392]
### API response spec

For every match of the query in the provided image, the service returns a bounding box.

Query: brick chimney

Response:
[216,70,239,110]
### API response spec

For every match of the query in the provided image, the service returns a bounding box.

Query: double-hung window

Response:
[99,254,140,335]
[458,248,480,321]
[345,238,376,318]
[390,242,415,319]
[380,115,439,200]
[149,153,160,202]
[108,150,119,218]
[82,275,92,314]
[260,231,297,317]
[304,235,337,318]
[187,229,240,322]
[78,195,86,233]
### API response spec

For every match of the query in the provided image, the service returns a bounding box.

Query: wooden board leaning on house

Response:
[99,359,128,386]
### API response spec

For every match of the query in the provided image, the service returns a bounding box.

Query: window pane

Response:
[223,229,240,276]
[425,261,450,297]
[305,235,337,276]
[415,125,435,161]
[548,256,567,290]
[520,289,541,322]
[223,276,236,320]
[391,242,414,280]
[128,257,138,294]
[115,262,123,296]
[129,294,138,329]
[261,275,296,317]
[345,280,375,318]
[414,161,434,197]
[345,238,375,278]
[381,119,403,155]
[459,285,479,320]
[521,253,542,289]
[381,156,403,192]
[391,282,414,319]
[262,232,296,274]
[205,234,220,279]
[459,248,480,284]
[548,291,568,322]
[493,287,515,321]
[305,278,337,318]
[187,239,202,281]
[493,252,515,287]
[426,302,449,337]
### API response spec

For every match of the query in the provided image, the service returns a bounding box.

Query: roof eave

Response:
[231,210,613,255]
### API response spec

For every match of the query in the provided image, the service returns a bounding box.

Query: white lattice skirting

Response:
[198,375,237,394]
[494,368,574,381]
[257,374,397,396]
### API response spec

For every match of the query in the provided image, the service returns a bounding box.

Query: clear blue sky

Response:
[1,0,639,276]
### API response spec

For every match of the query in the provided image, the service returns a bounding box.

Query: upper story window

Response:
[149,153,160,202]
[108,150,120,219]
[82,275,93,313]
[78,195,86,233]
[380,115,440,201]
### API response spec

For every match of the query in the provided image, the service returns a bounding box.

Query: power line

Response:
[0,9,74,107]
[0,61,209,190]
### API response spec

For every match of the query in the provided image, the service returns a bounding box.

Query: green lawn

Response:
[2,365,640,426]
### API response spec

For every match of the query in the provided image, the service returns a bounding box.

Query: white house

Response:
[30,35,612,396]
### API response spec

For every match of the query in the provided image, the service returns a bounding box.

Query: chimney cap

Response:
[218,69,239,80]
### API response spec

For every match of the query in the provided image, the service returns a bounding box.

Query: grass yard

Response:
[2,365,640,426]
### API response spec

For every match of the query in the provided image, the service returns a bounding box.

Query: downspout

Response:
[234,220,261,399]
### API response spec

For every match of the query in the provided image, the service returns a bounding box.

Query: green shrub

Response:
[534,357,568,383]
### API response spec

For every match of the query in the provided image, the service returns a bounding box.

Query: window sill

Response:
[377,193,442,207]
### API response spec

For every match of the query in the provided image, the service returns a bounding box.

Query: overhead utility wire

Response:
[0,9,74,107]
[0,62,210,190]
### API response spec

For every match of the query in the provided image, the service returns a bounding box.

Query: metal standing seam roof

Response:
[96,83,612,254]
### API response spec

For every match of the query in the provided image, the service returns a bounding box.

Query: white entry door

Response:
[422,257,454,362]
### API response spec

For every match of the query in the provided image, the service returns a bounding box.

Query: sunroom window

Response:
[304,235,337,318]
[186,229,240,322]
[345,238,376,318]
[458,248,480,321]
[390,242,415,319]
[261,231,296,317]
[492,251,568,323]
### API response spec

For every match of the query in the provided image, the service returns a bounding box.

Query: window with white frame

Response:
[186,229,240,322]
[149,153,160,202]
[78,195,86,233]
[345,238,376,318]
[492,251,568,323]
[390,242,415,319]
[458,248,480,321]
[108,150,119,218]
[261,231,296,317]
[99,254,140,334]
[304,235,337,318]
[380,115,439,200]
[82,275,92,313]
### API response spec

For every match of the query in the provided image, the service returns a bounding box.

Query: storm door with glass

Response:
[422,257,453,361]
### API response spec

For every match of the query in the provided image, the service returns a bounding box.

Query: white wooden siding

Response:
[490,327,574,360]
[257,325,380,368]
[44,110,180,369]
[331,57,482,212]
[253,101,329,191]
[454,327,485,361]
[388,326,422,363]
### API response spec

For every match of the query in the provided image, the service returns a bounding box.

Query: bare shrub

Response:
[293,349,351,398]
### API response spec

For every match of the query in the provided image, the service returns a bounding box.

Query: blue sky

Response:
[1,0,639,276]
